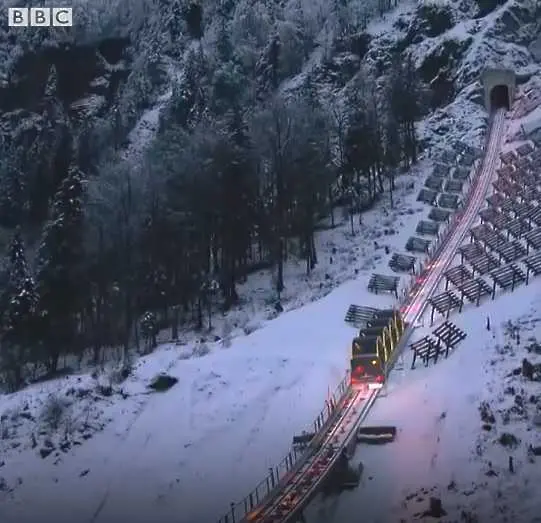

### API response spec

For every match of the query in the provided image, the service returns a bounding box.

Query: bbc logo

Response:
[8,7,73,27]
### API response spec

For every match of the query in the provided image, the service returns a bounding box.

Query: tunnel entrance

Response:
[490,84,510,110]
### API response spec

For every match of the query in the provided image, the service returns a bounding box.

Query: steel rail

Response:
[402,110,506,325]
[279,389,378,523]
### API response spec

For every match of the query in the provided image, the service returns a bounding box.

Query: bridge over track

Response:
[226,110,507,523]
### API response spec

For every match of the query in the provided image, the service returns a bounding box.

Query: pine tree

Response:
[216,110,256,307]
[215,17,233,62]
[166,48,207,127]
[165,0,184,41]
[255,32,281,99]
[389,54,420,166]
[0,148,26,228]
[42,65,65,123]
[184,1,204,39]
[0,230,37,390]
[384,112,401,208]
[211,61,244,115]
[35,165,85,373]
[301,74,319,110]
[44,65,58,98]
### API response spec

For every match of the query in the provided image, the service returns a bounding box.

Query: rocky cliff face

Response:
[1,37,130,114]
[392,0,540,145]
[0,36,136,188]
[2,0,539,146]
[0,0,539,226]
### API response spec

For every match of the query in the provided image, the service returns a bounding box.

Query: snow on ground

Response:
[419,84,488,149]
[120,99,166,163]
[121,47,198,164]
[503,84,541,151]
[306,279,541,523]
[0,1,497,521]
[2,1,534,521]
[506,78,541,142]
[365,0,416,37]
[0,158,441,523]
[519,105,541,137]
[306,92,541,523]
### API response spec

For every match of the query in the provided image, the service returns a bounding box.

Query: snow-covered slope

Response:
[0,172,432,523]
[1,1,541,522]
[364,0,540,148]
[307,279,541,523]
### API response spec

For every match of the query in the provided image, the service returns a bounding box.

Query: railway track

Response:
[240,109,506,523]
[402,109,506,325]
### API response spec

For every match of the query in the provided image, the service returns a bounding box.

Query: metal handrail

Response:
[215,372,351,523]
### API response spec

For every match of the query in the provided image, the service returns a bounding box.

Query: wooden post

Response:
[424,346,431,367]
[433,339,440,363]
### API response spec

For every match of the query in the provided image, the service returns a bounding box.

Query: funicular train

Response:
[350,308,405,390]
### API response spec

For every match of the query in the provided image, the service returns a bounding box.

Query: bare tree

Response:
[251,96,296,298]
[289,95,332,273]
[389,53,420,167]
[87,154,148,360]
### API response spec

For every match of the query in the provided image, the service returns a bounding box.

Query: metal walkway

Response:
[240,110,507,523]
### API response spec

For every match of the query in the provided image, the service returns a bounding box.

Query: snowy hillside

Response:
[0,174,432,523]
[307,281,541,523]
[0,0,540,523]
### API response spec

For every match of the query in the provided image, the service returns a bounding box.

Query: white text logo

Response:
[8,7,73,27]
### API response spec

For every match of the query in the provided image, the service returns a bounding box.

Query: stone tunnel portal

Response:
[490,84,510,110]
[482,68,515,113]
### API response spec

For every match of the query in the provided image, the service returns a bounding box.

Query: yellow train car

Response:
[350,309,405,389]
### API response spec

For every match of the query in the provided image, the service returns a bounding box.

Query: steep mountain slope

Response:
[0,1,540,522]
